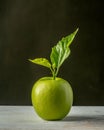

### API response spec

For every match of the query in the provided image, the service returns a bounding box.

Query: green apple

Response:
[29,28,78,120]
[32,77,73,120]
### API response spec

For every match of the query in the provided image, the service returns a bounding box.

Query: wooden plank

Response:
[0,106,104,130]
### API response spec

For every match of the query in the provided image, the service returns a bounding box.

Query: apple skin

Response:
[31,77,73,120]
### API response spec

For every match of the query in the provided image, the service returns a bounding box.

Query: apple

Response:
[32,77,73,120]
[29,28,78,120]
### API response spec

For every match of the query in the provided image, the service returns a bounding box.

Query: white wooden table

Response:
[0,106,104,130]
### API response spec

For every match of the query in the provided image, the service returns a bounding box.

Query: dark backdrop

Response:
[0,0,104,105]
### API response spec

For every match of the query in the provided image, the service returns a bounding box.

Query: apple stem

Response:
[53,68,56,80]
[55,68,59,78]
[52,68,59,80]
[53,74,55,80]
[50,66,60,80]
[50,67,56,80]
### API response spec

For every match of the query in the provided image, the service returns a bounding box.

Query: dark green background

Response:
[0,0,104,105]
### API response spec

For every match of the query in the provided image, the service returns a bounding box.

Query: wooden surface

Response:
[0,106,104,130]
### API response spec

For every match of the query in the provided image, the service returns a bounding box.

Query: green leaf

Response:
[50,43,70,69]
[29,58,51,69]
[50,28,78,71]
[28,28,78,79]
